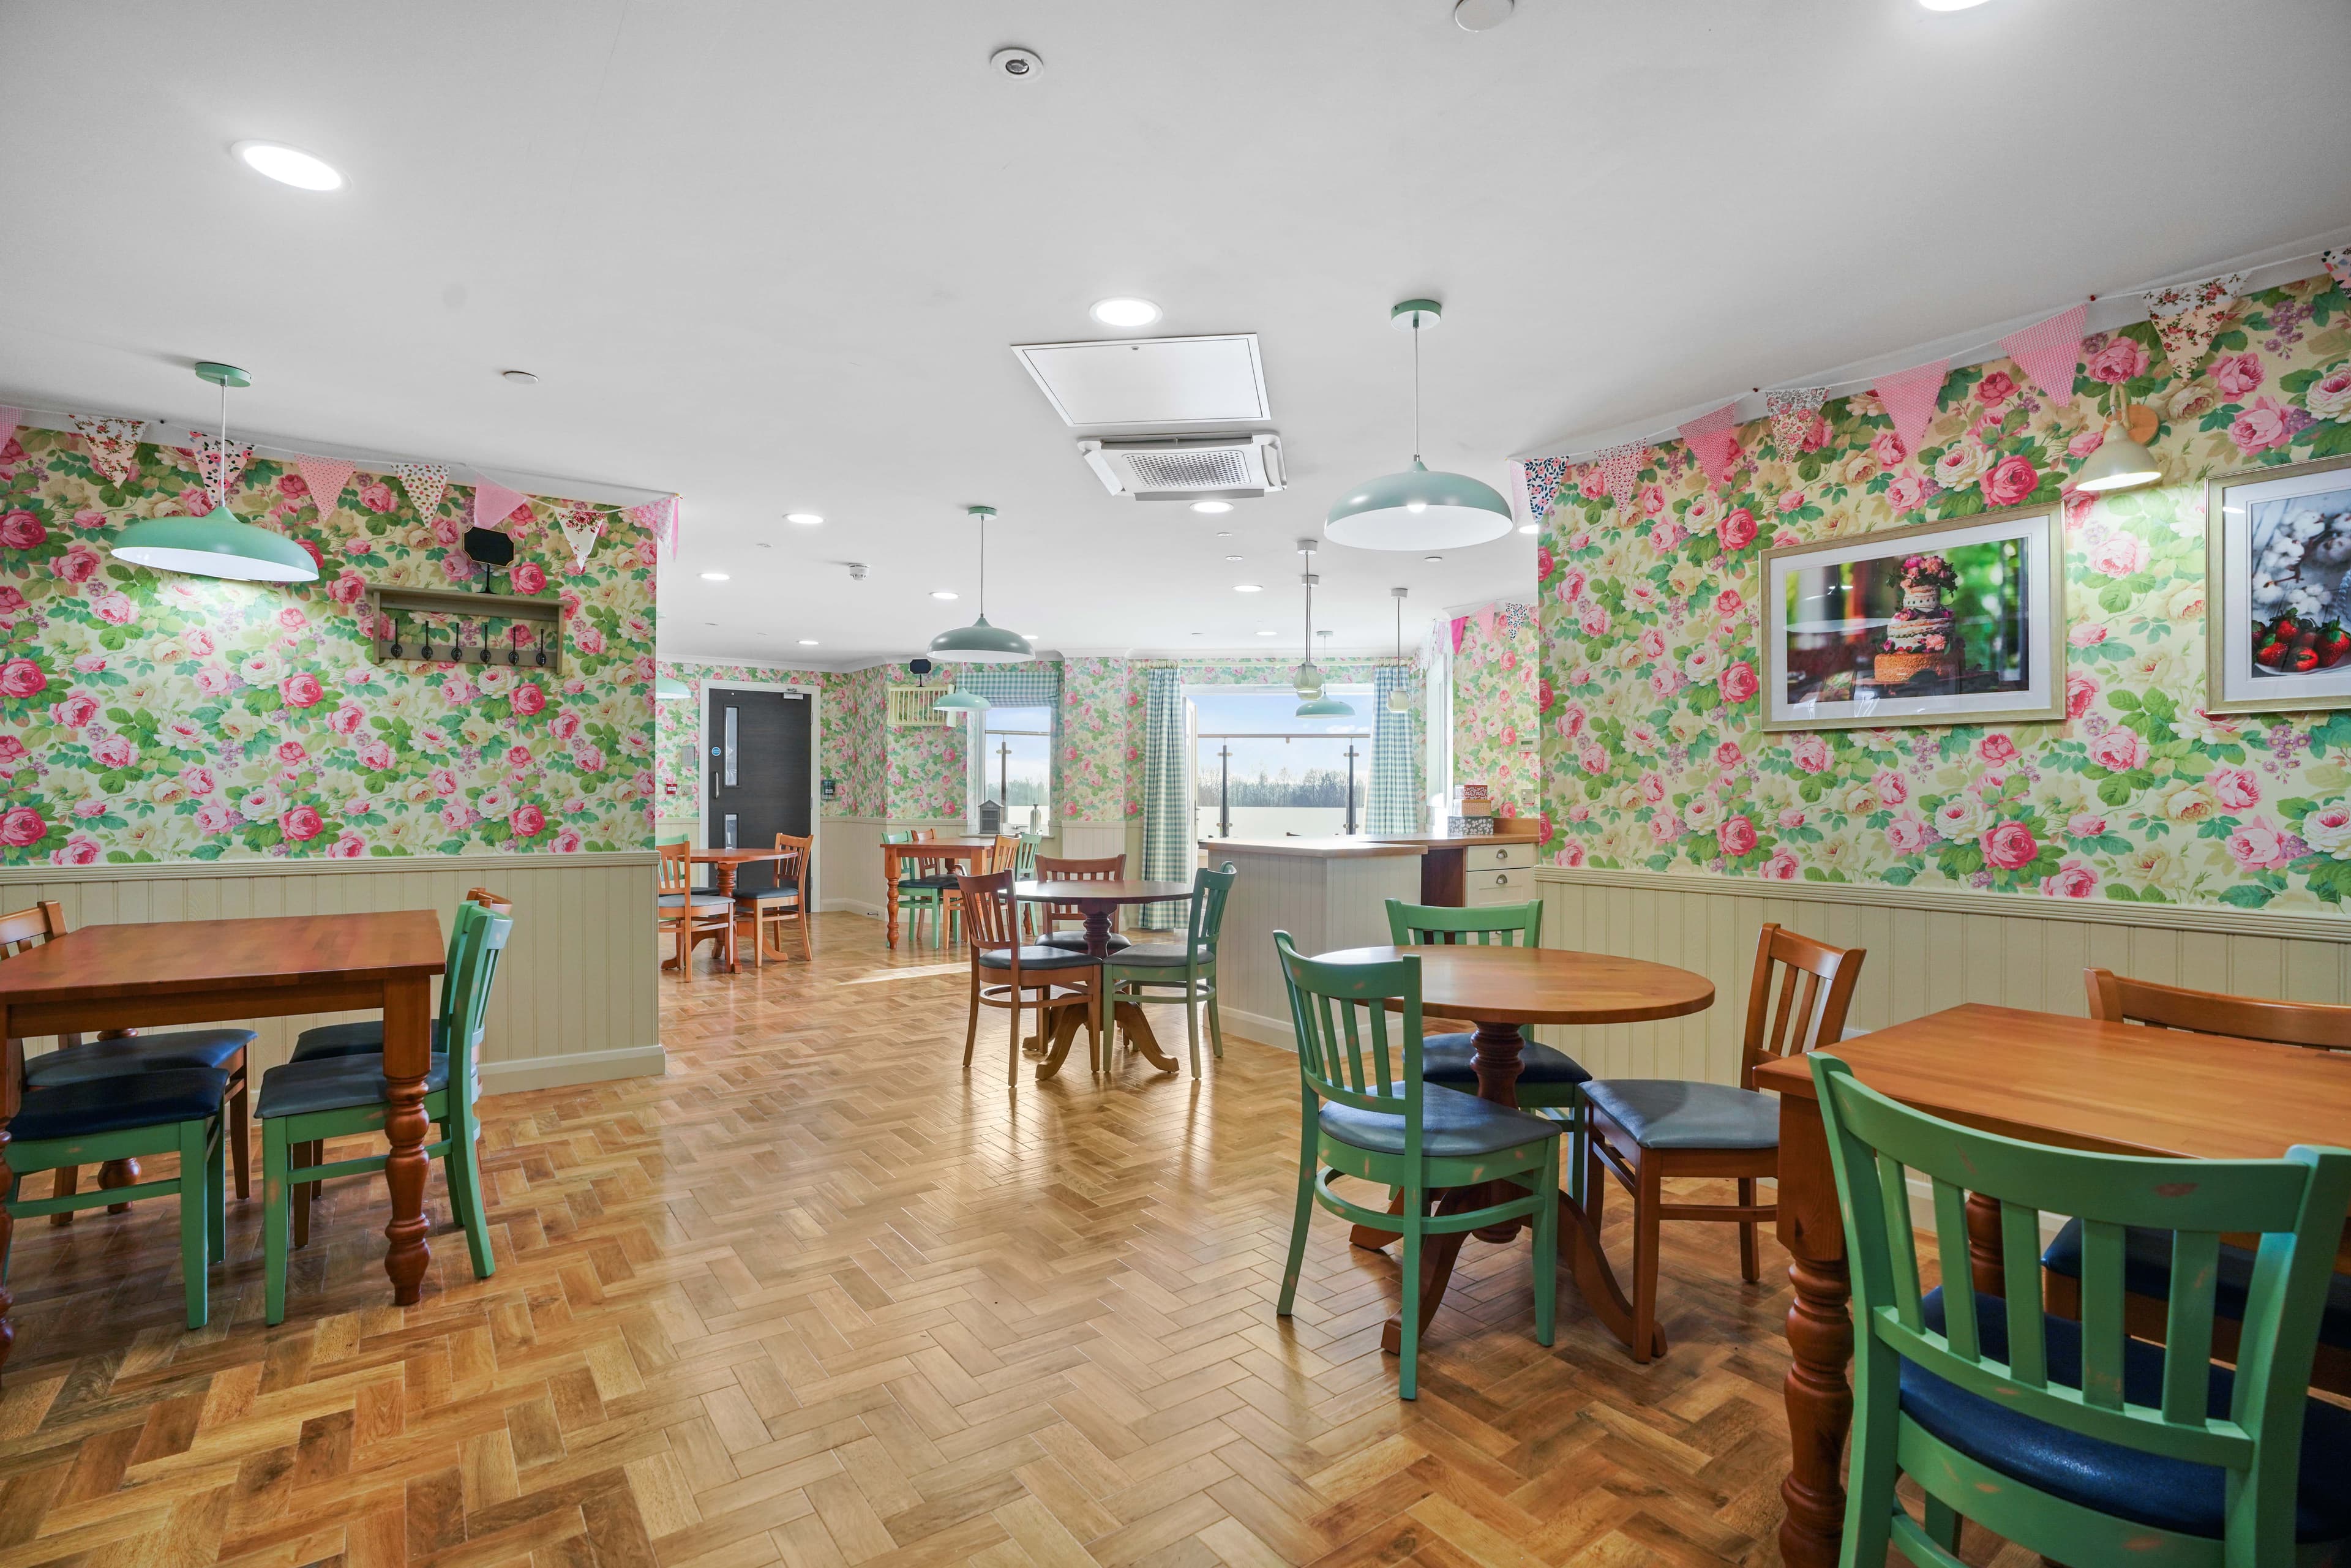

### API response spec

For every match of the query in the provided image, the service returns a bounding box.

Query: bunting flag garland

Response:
[1676,402,1741,490]
[2142,271,2245,373]
[1766,388,1827,453]
[471,476,532,530]
[189,431,253,500]
[0,407,21,457]
[629,495,680,555]
[1592,441,1644,508]
[1997,303,2088,408]
[1518,456,1573,523]
[294,455,356,516]
[71,415,146,485]
[560,508,606,570]
[394,460,450,516]
[1871,359,1949,463]
[2323,248,2351,293]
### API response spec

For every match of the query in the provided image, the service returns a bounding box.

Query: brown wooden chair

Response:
[1580,922,1864,1362]
[1033,853,1131,955]
[957,869,1100,1086]
[658,841,733,974]
[733,834,813,966]
[2044,969,2351,1393]
[1,901,257,1214]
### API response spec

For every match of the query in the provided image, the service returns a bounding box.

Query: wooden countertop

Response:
[1196,837,1425,858]
[1367,829,1540,847]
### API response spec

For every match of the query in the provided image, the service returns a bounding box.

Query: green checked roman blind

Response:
[953,662,1062,718]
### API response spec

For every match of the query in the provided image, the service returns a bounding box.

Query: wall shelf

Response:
[365,585,564,673]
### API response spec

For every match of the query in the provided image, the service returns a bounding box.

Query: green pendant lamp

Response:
[111,362,320,583]
[928,505,1033,663]
[654,675,691,701]
[1292,539,1354,718]
[1385,586,1413,711]
[2071,381,2164,494]
[1325,301,1513,552]
[934,689,991,713]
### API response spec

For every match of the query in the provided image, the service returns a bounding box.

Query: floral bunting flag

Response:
[0,407,21,457]
[471,476,532,530]
[2142,271,2245,374]
[630,495,680,555]
[1997,302,2087,408]
[294,455,356,516]
[189,431,253,502]
[1766,388,1826,453]
[1592,441,1644,508]
[2323,248,2351,292]
[1518,456,1573,523]
[1675,402,1741,490]
[1870,359,1949,464]
[560,507,605,570]
[71,415,145,485]
[394,460,450,516]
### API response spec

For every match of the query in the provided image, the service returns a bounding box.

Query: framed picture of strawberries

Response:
[2207,454,2351,715]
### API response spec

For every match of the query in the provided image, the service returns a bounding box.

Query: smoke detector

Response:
[989,47,1043,79]
[847,562,869,581]
[1079,433,1285,501]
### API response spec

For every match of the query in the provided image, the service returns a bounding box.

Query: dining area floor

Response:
[0,909,1990,1568]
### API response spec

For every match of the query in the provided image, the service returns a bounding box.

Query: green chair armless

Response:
[1103,863,1236,1077]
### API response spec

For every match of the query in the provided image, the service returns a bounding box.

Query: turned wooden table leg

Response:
[1771,1092,1853,1568]
[1965,1190,2007,1297]
[1468,1021,1526,1242]
[379,976,436,1305]
[0,1038,18,1380]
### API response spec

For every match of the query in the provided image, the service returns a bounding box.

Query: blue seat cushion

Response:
[1904,1286,2351,1543]
[735,887,801,904]
[25,1029,253,1086]
[2042,1218,2351,1353]
[977,945,1099,972]
[1107,942,1210,969]
[1583,1079,1778,1150]
[257,1055,451,1120]
[657,892,731,912]
[1419,1033,1588,1089]
[290,1018,450,1065]
[11,1067,230,1142]
[1041,930,1131,953]
[1319,1082,1562,1160]
[898,875,959,891]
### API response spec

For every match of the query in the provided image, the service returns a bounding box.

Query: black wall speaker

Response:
[463,527,516,566]
[908,657,934,676]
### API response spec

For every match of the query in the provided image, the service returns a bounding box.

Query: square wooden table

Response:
[687,847,806,969]
[0,910,447,1375]
[882,838,994,948]
[1754,1002,2351,1568]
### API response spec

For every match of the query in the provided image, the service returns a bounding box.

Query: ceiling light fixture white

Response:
[786,512,823,525]
[1292,539,1352,718]
[1225,555,1243,562]
[1234,583,1262,593]
[931,590,958,600]
[2071,383,2165,494]
[111,362,318,583]
[1454,0,1516,29]
[1090,297,1162,328]
[1387,587,1412,711]
[1917,0,1993,9]
[798,639,820,645]
[1256,629,1278,637]
[927,506,1034,663]
[1326,300,1513,551]
[1191,500,1232,514]
[700,571,729,582]
[233,141,344,190]
[1423,555,1444,563]
[500,369,538,384]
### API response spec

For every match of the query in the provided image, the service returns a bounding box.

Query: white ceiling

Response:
[5,1,2349,669]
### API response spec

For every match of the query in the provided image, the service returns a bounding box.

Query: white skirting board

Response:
[482,1044,667,1094]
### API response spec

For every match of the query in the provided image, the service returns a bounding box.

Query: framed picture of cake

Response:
[1760,503,2064,732]
[2205,454,2351,715]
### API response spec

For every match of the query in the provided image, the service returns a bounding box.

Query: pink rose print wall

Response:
[1534,274,2351,912]
[0,427,656,864]
[1451,604,1537,816]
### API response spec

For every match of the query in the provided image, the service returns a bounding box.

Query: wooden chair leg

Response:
[48,1165,77,1226]
[1007,990,1022,1089]
[176,1120,210,1330]
[964,969,981,1068]
[673,915,690,977]
[291,1142,312,1250]
[100,1160,135,1215]
[798,907,812,961]
[1736,1175,1759,1283]
[1630,1150,1662,1366]
[263,1122,290,1326]
[228,1068,252,1201]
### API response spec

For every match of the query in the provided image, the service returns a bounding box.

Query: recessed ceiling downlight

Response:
[1917,0,1992,9]
[1453,0,1515,29]
[1191,500,1232,514]
[1234,583,1262,593]
[785,512,823,525]
[798,639,819,646]
[233,141,343,190]
[1090,297,1162,328]
[500,369,538,384]
[931,590,958,601]
[700,571,729,582]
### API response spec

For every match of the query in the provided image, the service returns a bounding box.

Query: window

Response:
[1193,686,1373,839]
[970,703,1051,833]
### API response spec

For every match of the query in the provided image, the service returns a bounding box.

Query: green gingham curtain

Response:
[1368,665,1419,836]
[953,662,1061,713]
[1139,667,1190,926]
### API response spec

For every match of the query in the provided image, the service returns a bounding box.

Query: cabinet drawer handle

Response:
[1494,872,1509,885]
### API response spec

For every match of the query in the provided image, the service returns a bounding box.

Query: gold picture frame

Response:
[2203,453,2351,716]
[1759,502,2065,732]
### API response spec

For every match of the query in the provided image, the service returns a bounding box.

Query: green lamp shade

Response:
[928,613,1034,663]
[1295,694,1356,718]
[654,676,691,701]
[1292,661,1326,699]
[934,689,991,712]
[2071,429,2164,494]
[1325,459,1513,551]
[111,506,319,583]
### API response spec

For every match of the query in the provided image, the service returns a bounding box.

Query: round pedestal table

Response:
[1014,879,1197,1078]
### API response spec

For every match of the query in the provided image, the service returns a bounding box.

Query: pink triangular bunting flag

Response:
[1872,360,1949,463]
[189,431,253,500]
[394,461,450,517]
[71,415,145,486]
[294,456,356,516]
[1998,304,2086,408]
[2325,248,2351,293]
[1592,442,1644,508]
[1519,457,1573,523]
[1676,402,1741,490]
[631,495,680,555]
[560,508,605,570]
[473,476,531,529]
[2143,272,2245,374]
[0,407,21,458]
[1766,388,1826,453]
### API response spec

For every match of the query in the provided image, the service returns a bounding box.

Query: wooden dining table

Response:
[882,838,995,948]
[1316,943,1716,1358]
[1017,879,1196,1077]
[0,910,447,1373]
[1754,1002,2351,1568]
[688,846,805,969]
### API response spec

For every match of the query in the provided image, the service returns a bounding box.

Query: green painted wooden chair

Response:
[888,831,960,948]
[1103,863,1235,1077]
[1273,931,1561,1400]
[1810,1050,2351,1567]
[256,901,509,1325]
[288,888,511,1064]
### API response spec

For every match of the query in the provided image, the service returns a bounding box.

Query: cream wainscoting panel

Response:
[1214,848,1423,1050]
[1,853,661,1092]
[1056,819,1129,864]
[1531,866,2351,1087]
[820,818,886,916]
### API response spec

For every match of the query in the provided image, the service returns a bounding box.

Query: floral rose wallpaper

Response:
[1060,656,1136,822]
[1535,272,2351,912]
[1,426,656,865]
[1451,603,1537,817]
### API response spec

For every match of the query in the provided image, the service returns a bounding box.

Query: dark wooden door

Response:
[705,688,812,893]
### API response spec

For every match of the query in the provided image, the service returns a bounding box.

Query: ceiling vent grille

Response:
[1079,433,1285,501]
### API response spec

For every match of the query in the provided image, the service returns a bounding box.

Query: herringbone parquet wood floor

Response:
[0,912,2025,1568]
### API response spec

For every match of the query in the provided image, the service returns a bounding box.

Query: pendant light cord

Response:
[214,378,230,511]
[978,511,986,616]
[1411,318,1422,463]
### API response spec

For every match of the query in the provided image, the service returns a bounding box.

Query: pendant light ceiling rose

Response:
[111,361,319,583]
[928,504,1035,663]
[1291,538,1352,718]
[1327,299,1513,552]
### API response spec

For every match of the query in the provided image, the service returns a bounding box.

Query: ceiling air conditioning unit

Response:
[1078,433,1285,502]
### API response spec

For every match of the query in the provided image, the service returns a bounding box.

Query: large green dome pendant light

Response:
[928,505,1033,666]
[111,362,320,583]
[1292,539,1354,718]
[1324,300,1513,551]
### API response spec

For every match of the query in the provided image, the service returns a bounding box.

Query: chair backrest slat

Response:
[1739,923,1864,1087]
[2085,968,2351,1052]
[956,869,1021,953]
[0,901,65,959]
[1997,1201,2049,1388]
[1926,1178,1978,1361]
[1036,854,1123,930]
[1188,864,1238,952]
[658,841,695,895]
[1276,931,1420,1124]
[444,902,512,1138]
[2161,1229,2222,1421]
[1384,899,1540,948]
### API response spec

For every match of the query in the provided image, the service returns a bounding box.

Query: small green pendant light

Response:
[928,506,1034,663]
[1325,301,1514,552]
[654,675,691,701]
[934,689,991,713]
[111,362,320,583]
[1291,539,1354,718]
